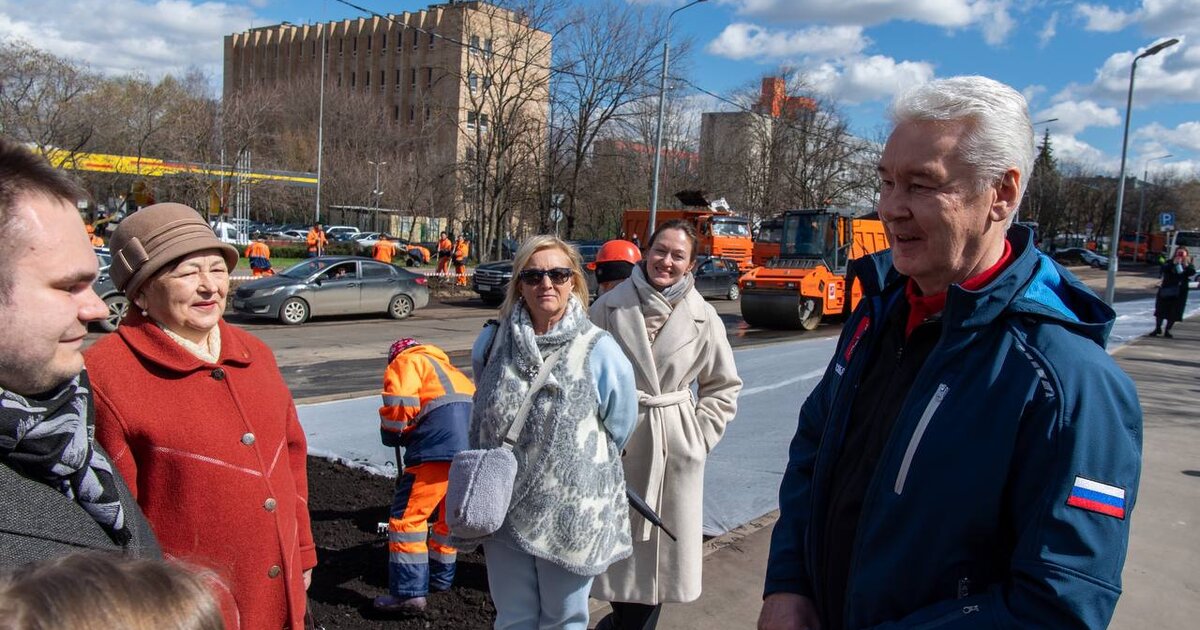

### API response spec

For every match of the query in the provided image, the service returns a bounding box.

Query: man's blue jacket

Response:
[764,226,1142,628]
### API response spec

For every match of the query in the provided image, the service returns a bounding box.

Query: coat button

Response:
[264,497,277,512]
[211,368,226,381]
[241,432,255,446]
[267,565,281,578]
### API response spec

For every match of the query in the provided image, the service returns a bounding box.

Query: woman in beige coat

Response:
[590,220,742,629]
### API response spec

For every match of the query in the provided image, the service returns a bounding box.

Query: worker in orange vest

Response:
[373,235,395,264]
[374,338,474,614]
[86,223,105,247]
[436,231,453,276]
[406,243,432,267]
[244,237,273,277]
[453,235,470,286]
[306,223,327,257]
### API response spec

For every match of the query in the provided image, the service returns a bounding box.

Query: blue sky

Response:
[2,0,1196,178]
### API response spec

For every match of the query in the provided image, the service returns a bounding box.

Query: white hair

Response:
[890,76,1034,211]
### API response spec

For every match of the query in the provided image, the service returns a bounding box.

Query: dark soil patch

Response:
[306,456,495,629]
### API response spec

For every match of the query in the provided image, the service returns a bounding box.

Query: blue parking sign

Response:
[1161,212,1175,230]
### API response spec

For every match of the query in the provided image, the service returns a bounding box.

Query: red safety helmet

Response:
[588,239,642,270]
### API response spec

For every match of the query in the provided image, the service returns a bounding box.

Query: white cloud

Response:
[1034,100,1121,135]
[808,55,936,104]
[0,0,257,83]
[716,0,1017,44]
[1089,43,1199,103]
[1076,4,1135,32]
[971,0,1014,46]
[1051,134,1118,172]
[1022,84,1047,105]
[1038,12,1058,48]
[1136,121,1200,152]
[706,23,868,60]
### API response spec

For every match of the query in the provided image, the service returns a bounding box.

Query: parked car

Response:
[231,256,429,324]
[324,225,361,241]
[92,248,128,333]
[693,255,741,300]
[269,229,310,241]
[472,241,600,306]
[1053,247,1110,269]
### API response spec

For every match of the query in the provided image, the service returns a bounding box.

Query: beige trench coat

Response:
[589,280,742,604]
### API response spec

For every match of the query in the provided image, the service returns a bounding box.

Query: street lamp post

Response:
[1135,153,1172,262]
[1104,38,1179,305]
[368,160,386,210]
[648,0,708,242]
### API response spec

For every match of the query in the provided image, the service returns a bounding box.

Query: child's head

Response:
[0,553,224,630]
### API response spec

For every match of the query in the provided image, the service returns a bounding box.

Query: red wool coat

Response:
[85,312,317,630]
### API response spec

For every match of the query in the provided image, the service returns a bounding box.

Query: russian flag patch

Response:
[1066,476,1126,519]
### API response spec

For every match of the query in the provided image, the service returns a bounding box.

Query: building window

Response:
[394,105,400,121]
[366,33,371,51]
[365,71,370,87]
[382,33,387,51]
[469,74,478,92]
[485,38,494,56]
[483,76,492,90]
[480,113,489,130]
[337,72,342,87]
[396,32,402,49]
[380,70,385,90]
[351,71,356,87]
[353,37,358,53]
[338,39,343,55]
[425,105,431,121]
[409,105,415,122]
[395,69,401,89]
[470,35,480,54]
[426,67,433,88]
[429,31,435,49]
[410,68,417,88]
[412,29,418,49]
[467,111,477,129]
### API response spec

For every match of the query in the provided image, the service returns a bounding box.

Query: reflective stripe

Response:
[390,551,428,565]
[389,530,427,543]
[429,531,454,547]
[380,418,408,432]
[415,394,473,422]
[894,383,949,495]
[382,395,420,407]
[428,549,456,564]
[425,357,461,395]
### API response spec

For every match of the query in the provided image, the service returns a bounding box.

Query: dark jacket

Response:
[0,442,160,567]
[1154,260,1194,322]
[765,226,1142,629]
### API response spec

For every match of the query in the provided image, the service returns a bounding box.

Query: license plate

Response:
[233,299,246,309]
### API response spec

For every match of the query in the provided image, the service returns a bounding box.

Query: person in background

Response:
[1151,246,1194,338]
[589,239,642,296]
[436,231,453,275]
[0,138,160,568]
[373,338,474,614]
[0,553,224,630]
[86,223,105,247]
[244,237,272,278]
[759,76,1141,630]
[86,203,317,629]
[373,234,395,265]
[469,235,638,630]
[454,235,470,287]
[590,220,742,630]
[306,223,327,258]
[407,242,432,267]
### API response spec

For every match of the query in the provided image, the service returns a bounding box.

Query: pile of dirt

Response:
[306,456,495,629]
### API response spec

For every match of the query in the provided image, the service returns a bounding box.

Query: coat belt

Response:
[635,388,693,541]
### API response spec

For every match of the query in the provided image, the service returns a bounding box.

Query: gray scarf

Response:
[0,370,131,545]
[631,263,695,341]
[472,297,632,575]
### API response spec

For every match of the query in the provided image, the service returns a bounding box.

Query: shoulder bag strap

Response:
[502,345,566,449]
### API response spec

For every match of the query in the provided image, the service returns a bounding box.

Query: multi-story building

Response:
[223,0,551,227]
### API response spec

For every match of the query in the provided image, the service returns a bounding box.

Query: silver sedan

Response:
[231,256,430,325]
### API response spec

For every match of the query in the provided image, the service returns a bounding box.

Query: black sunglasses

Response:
[518,267,573,286]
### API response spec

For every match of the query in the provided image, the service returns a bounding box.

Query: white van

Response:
[211,221,251,246]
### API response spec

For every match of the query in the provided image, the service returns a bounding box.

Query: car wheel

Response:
[98,295,129,332]
[388,294,414,320]
[726,283,740,301]
[279,298,310,325]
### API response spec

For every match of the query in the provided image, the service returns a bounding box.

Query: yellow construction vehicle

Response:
[739,208,889,330]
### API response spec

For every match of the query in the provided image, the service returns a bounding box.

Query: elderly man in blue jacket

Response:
[758,75,1141,630]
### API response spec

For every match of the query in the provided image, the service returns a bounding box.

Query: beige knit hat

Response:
[109,203,239,299]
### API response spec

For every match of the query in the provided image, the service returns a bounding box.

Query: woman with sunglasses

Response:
[469,235,638,630]
[590,219,743,630]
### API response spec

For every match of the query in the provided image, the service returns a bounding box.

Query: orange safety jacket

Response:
[437,237,453,258]
[379,344,474,464]
[244,242,271,259]
[373,240,394,264]
[453,241,469,263]
[306,229,327,252]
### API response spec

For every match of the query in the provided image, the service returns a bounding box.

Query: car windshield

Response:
[280,259,339,278]
[783,214,836,258]
[1175,232,1200,249]
[712,219,750,237]
[757,222,783,243]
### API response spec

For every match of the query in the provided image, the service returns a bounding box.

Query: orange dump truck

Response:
[622,209,754,270]
[753,216,784,267]
[739,208,889,330]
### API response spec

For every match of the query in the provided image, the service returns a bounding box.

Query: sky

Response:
[1,0,1197,180]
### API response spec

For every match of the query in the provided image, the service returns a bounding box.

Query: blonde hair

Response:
[0,553,225,630]
[499,235,589,319]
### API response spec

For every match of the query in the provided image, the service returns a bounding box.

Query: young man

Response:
[375,338,474,614]
[373,234,396,264]
[436,231,453,275]
[759,76,1141,629]
[0,138,160,566]
[306,223,327,257]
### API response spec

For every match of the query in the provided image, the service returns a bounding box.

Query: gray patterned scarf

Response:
[631,263,695,341]
[0,370,131,545]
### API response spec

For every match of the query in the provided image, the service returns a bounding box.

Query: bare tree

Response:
[0,40,97,158]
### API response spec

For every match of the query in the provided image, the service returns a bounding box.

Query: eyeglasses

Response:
[518,267,573,286]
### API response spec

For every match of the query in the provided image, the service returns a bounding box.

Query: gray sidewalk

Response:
[642,317,1200,630]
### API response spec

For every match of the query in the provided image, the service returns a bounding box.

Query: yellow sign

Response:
[46,148,317,186]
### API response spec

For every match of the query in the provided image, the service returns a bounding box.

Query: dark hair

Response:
[0,553,225,630]
[0,139,88,301]
[647,219,699,260]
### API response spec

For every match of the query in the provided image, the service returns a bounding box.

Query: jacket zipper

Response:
[893,382,949,495]
[909,604,982,630]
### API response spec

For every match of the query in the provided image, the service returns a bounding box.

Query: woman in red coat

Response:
[85,203,317,629]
